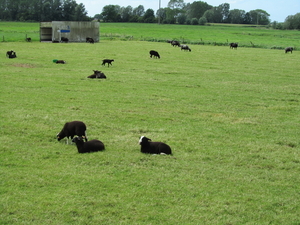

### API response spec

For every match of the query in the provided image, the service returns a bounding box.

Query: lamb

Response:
[26,37,31,42]
[139,136,172,155]
[102,59,114,67]
[181,45,191,52]
[285,47,293,53]
[229,42,238,49]
[56,60,66,64]
[149,50,160,59]
[72,137,105,153]
[57,121,87,144]
[87,70,106,79]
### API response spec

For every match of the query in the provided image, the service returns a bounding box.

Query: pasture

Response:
[1,27,300,224]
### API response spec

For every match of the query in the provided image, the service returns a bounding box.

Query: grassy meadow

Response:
[1,23,300,224]
[1,22,300,49]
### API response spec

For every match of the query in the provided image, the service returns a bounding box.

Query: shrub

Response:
[199,17,207,25]
[191,18,198,25]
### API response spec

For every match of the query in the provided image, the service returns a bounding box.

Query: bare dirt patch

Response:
[12,63,35,68]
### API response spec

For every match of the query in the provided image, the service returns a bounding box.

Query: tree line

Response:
[0,0,90,21]
[0,0,299,29]
[95,0,299,29]
[96,1,271,25]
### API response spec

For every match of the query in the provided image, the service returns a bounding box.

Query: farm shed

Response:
[40,21,100,42]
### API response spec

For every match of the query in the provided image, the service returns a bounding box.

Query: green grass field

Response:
[1,23,300,224]
[1,22,299,49]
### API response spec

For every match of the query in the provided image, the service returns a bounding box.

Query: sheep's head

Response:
[139,136,151,145]
[57,133,62,141]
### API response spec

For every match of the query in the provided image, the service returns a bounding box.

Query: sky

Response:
[78,0,299,22]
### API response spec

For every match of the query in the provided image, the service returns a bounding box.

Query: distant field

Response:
[0,22,299,49]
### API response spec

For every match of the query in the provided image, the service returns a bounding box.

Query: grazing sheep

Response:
[285,47,293,53]
[139,136,172,155]
[61,37,69,43]
[86,37,94,43]
[72,137,105,153]
[149,50,160,59]
[57,121,87,144]
[56,60,66,64]
[181,45,191,52]
[26,37,31,42]
[87,70,106,79]
[171,40,180,47]
[102,59,114,67]
[229,42,238,49]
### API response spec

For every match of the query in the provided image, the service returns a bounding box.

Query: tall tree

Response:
[248,9,270,25]
[101,5,119,22]
[228,9,246,24]
[185,1,212,20]
[120,5,133,22]
[143,8,155,23]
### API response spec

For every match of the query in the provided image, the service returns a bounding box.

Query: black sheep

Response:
[57,121,87,144]
[139,136,172,155]
[61,37,69,43]
[171,40,180,47]
[6,50,16,58]
[86,37,94,43]
[149,50,160,59]
[72,137,105,153]
[285,47,293,53]
[87,70,106,79]
[102,59,114,67]
[229,42,238,49]
[8,52,17,58]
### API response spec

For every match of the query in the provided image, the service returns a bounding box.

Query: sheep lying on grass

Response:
[87,70,106,79]
[6,50,17,58]
[72,136,105,153]
[57,121,87,144]
[139,136,172,155]
[55,60,66,64]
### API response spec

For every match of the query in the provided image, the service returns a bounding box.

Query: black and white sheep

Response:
[72,136,105,153]
[139,136,172,155]
[57,121,87,144]
[149,50,160,59]
[102,59,114,67]
[181,45,191,52]
[229,42,238,49]
[285,47,293,53]
[87,70,106,79]
[26,37,31,42]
